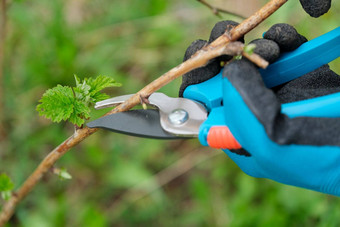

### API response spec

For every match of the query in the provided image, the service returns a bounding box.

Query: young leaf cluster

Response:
[37,75,121,127]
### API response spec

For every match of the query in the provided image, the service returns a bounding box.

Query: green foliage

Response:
[36,75,121,127]
[0,174,14,200]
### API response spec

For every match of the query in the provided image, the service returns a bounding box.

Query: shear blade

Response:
[87,109,188,139]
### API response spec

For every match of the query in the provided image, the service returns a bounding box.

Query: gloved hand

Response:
[180,21,340,196]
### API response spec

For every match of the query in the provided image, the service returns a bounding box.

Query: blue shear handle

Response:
[260,26,340,88]
[183,72,224,112]
[197,91,340,146]
[184,73,340,146]
[281,92,340,118]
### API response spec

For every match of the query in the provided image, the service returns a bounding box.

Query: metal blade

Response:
[94,94,134,109]
[87,109,192,139]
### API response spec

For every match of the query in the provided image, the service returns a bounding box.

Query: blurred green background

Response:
[1,0,340,226]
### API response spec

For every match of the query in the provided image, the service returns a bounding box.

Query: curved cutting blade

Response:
[87,109,191,139]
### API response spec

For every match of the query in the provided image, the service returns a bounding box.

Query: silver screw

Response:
[168,109,188,125]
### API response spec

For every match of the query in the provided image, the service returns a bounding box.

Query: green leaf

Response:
[87,75,122,102]
[36,85,75,123]
[74,74,81,87]
[37,75,120,127]
[69,101,90,126]
[87,75,121,96]
[0,173,14,200]
[91,92,110,102]
[74,75,92,103]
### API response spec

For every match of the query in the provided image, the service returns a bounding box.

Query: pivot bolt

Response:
[168,109,188,125]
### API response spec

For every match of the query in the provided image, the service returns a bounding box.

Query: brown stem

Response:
[197,0,246,19]
[0,0,287,225]
[242,51,268,68]
[0,127,98,225]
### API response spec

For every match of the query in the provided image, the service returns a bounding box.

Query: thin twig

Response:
[106,0,288,116]
[0,0,288,225]
[197,0,246,19]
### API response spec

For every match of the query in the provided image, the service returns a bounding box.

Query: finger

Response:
[249,39,280,64]
[276,65,340,103]
[182,39,206,61]
[299,0,331,17]
[208,20,244,43]
[209,20,245,62]
[179,39,221,97]
[263,23,307,52]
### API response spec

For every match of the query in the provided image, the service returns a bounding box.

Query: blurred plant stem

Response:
[197,0,246,19]
[0,0,6,140]
[0,0,287,225]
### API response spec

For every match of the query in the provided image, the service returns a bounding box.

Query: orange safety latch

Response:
[207,126,242,150]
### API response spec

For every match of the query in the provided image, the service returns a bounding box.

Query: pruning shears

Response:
[87,26,340,149]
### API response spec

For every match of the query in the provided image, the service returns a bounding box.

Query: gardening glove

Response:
[180,21,340,196]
